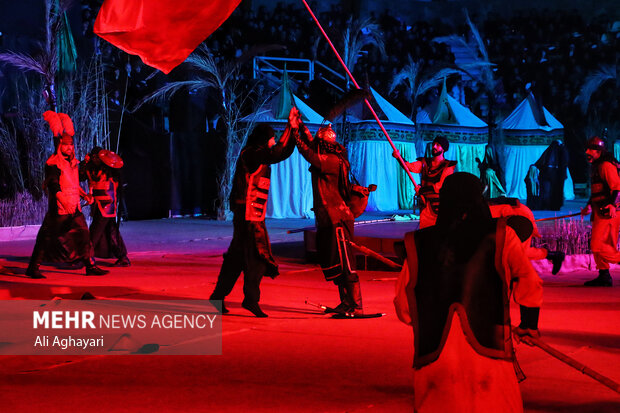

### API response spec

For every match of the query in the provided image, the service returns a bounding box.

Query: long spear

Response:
[300,0,419,193]
[526,335,620,395]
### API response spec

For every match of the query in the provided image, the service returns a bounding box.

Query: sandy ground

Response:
[1,206,619,412]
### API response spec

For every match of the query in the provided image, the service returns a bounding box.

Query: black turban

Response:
[433,135,449,152]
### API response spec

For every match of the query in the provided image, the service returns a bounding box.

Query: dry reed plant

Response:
[0,191,47,227]
[533,218,591,255]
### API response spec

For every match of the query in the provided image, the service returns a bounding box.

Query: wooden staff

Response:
[300,0,420,193]
[528,335,620,395]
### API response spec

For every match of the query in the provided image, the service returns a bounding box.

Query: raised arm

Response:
[392,150,423,173]
[253,108,299,165]
[293,110,326,168]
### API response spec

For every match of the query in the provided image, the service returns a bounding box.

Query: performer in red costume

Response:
[26,111,108,279]
[580,136,620,287]
[489,198,565,274]
[209,108,297,317]
[294,119,363,316]
[393,136,456,228]
[81,146,130,267]
[395,173,542,413]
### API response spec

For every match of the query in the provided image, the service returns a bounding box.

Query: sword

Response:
[535,212,581,222]
[287,218,395,234]
[344,239,402,270]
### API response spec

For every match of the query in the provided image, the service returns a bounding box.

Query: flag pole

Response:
[300,0,419,191]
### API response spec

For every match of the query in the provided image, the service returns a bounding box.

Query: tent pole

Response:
[300,0,419,191]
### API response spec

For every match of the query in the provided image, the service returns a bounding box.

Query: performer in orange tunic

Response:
[580,136,620,287]
[393,136,456,228]
[26,111,108,279]
[394,173,542,413]
[489,198,565,274]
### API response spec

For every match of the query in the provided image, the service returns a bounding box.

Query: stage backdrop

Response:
[500,93,574,200]
[339,88,418,212]
[347,122,418,211]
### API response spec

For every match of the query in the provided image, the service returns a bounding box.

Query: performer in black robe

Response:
[477,144,506,198]
[533,140,568,210]
[81,146,130,266]
[26,111,108,279]
[295,120,363,316]
[209,109,296,317]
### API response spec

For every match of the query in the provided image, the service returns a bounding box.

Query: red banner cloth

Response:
[94,0,241,74]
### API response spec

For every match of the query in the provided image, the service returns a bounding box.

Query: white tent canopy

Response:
[416,81,488,178]
[502,94,563,131]
[341,87,417,211]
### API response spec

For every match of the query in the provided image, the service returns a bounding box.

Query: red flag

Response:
[94,0,241,74]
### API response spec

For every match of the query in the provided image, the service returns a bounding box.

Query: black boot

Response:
[209,294,229,314]
[85,265,109,276]
[344,280,363,316]
[26,264,46,279]
[325,284,351,314]
[584,269,612,287]
[242,300,268,318]
[547,251,565,275]
[112,257,131,267]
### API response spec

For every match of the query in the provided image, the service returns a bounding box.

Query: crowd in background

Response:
[87,1,618,183]
[202,4,618,118]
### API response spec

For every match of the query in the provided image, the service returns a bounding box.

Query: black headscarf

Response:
[246,123,275,147]
[437,172,493,230]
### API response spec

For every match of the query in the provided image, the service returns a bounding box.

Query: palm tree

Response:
[574,64,618,113]
[342,17,385,76]
[389,55,461,121]
[0,0,77,111]
[0,0,85,199]
[137,45,272,219]
[433,10,504,142]
[574,63,618,145]
[321,17,385,145]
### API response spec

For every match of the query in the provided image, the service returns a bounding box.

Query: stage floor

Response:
[1,200,619,412]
